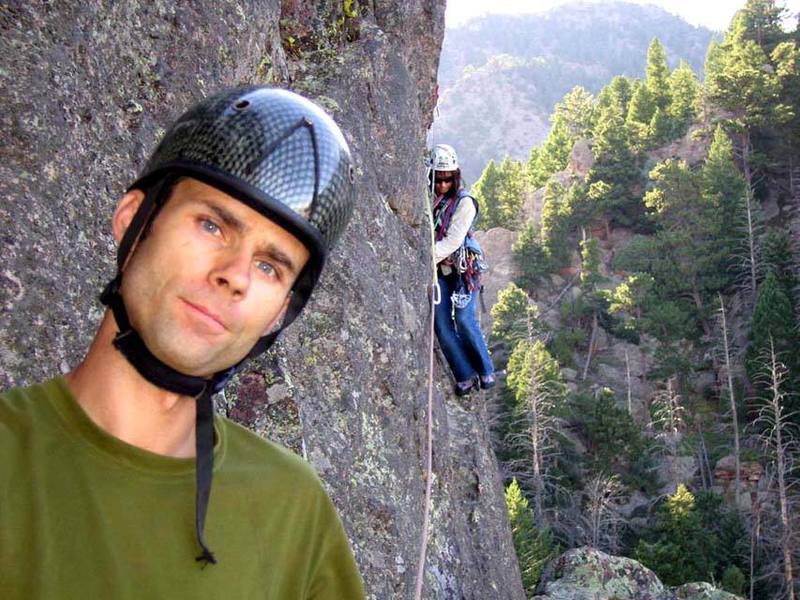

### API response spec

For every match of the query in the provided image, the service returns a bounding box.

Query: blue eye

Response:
[256,261,275,276]
[201,219,220,234]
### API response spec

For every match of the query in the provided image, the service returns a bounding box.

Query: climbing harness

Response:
[432,190,488,312]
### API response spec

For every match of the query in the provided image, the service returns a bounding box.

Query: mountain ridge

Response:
[433,1,717,182]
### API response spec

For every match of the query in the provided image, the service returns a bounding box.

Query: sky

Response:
[446,0,800,32]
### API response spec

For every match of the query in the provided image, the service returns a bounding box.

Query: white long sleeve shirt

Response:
[434,196,477,275]
[434,196,476,272]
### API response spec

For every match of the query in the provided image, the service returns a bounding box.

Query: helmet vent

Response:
[233,99,250,111]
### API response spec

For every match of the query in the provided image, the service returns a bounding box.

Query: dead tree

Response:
[505,339,566,528]
[583,473,625,553]
[651,377,685,487]
[718,292,743,504]
[625,348,633,415]
[752,338,798,600]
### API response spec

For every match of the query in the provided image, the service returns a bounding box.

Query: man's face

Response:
[115,178,310,377]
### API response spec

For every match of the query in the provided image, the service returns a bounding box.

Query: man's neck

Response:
[64,312,198,458]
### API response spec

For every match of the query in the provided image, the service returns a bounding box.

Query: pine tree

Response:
[527,121,572,190]
[555,85,595,139]
[528,86,595,189]
[645,38,671,113]
[635,484,721,586]
[540,180,573,267]
[608,273,656,329]
[506,339,567,525]
[473,159,503,229]
[596,76,634,119]
[761,230,798,303]
[587,103,640,225]
[704,12,786,191]
[644,159,726,334]
[627,81,655,125]
[625,80,655,150]
[747,271,798,399]
[667,60,700,137]
[734,0,787,53]
[770,40,800,189]
[700,125,749,289]
[701,126,746,218]
[612,235,696,347]
[505,479,558,596]
[512,222,550,291]
[648,106,672,146]
[496,156,526,226]
[706,36,783,129]
[491,283,541,348]
[703,39,725,93]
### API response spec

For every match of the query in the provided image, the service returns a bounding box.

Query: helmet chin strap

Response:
[101,272,232,566]
[99,180,245,567]
[102,141,324,565]
[99,181,317,566]
[93,86,355,569]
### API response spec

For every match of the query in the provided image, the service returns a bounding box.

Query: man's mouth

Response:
[181,299,228,333]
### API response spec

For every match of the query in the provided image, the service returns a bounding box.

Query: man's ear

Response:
[262,295,292,336]
[112,189,146,244]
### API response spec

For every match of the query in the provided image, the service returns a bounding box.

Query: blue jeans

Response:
[434,273,494,383]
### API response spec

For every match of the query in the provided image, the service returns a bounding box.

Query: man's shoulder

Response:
[0,378,60,424]
[218,415,325,492]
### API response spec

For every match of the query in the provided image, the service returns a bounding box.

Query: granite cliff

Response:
[0,2,524,598]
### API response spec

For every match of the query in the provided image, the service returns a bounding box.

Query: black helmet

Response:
[133,86,354,260]
[99,86,356,566]
[115,86,356,356]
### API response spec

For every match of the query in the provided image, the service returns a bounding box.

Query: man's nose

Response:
[210,249,251,298]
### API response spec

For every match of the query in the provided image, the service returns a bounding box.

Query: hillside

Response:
[472,2,800,597]
[433,1,716,182]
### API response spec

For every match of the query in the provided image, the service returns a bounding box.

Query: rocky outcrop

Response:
[534,547,743,600]
[567,138,594,179]
[473,227,519,321]
[649,124,712,167]
[713,455,765,489]
[535,547,666,599]
[1,2,525,598]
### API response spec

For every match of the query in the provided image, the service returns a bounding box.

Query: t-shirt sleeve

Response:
[305,491,365,600]
[434,198,476,264]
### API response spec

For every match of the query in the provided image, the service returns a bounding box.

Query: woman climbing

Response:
[429,144,495,396]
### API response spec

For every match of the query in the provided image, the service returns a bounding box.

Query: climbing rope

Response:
[412,152,441,600]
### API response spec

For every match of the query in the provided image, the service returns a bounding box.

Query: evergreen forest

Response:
[475,2,800,597]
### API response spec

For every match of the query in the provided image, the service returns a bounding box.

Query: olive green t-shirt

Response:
[0,378,365,599]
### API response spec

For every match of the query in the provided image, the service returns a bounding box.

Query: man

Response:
[0,87,365,599]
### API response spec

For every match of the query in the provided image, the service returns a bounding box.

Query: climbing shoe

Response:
[454,379,477,397]
[479,374,496,390]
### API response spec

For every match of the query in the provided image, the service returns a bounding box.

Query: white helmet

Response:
[430,143,459,171]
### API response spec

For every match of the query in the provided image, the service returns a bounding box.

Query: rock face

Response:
[567,139,594,179]
[473,226,519,326]
[535,547,666,599]
[0,2,524,598]
[534,547,743,600]
[649,125,712,167]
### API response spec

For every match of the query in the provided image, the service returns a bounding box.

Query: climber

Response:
[429,144,495,396]
[0,87,365,599]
